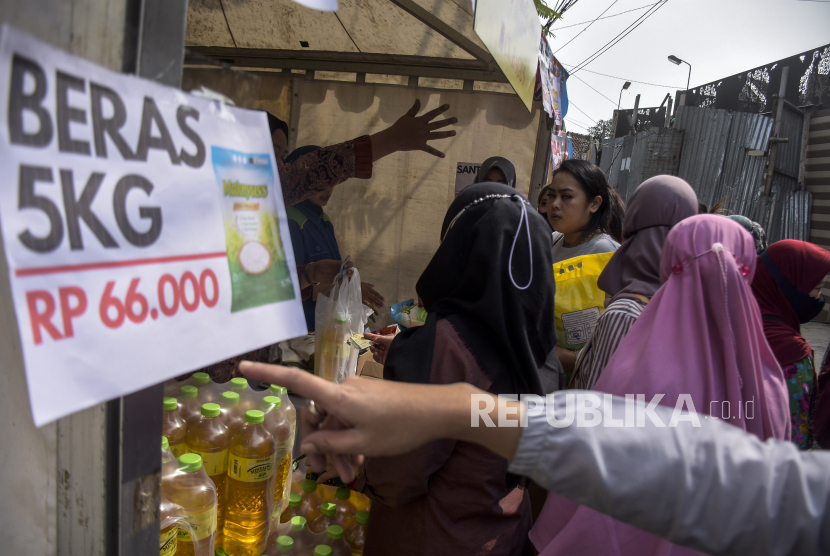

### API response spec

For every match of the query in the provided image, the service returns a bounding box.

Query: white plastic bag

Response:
[314,266,372,383]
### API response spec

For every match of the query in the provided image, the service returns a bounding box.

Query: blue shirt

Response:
[287,200,341,332]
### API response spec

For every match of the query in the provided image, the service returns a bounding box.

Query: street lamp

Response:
[668,55,692,93]
[613,81,631,138]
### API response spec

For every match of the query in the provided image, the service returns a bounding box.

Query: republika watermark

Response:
[471,393,756,428]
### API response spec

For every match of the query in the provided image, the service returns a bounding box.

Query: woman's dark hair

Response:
[266,112,289,138]
[550,160,625,243]
[537,184,551,209]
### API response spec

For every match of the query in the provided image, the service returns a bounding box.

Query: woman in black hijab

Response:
[357,182,558,556]
[475,156,518,188]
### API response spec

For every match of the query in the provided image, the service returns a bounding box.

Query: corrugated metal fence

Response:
[600,106,812,243]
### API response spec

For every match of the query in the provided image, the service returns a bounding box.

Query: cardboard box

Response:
[356,351,384,379]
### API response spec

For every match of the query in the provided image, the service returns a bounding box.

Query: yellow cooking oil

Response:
[162,453,217,556]
[161,397,187,458]
[224,409,276,556]
[262,396,293,517]
[185,402,231,551]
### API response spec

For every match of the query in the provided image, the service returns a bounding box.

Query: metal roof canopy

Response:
[184,0,509,83]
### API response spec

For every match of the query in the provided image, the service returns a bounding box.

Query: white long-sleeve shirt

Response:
[507,392,830,556]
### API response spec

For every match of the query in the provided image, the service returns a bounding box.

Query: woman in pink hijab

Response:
[530,214,790,556]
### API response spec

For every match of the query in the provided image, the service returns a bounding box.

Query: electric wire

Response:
[553,0,620,54]
[570,0,669,74]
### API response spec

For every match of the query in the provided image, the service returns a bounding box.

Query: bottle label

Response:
[159,527,177,556]
[169,443,187,458]
[333,343,350,359]
[228,453,276,482]
[189,448,228,477]
[176,506,217,543]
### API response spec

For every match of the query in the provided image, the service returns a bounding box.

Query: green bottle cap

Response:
[163,397,178,411]
[270,384,287,396]
[320,502,336,516]
[276,536,294,552]
[301,479,318,493]
[335,487,350,501]
[161,436,169,451]
[191,372,210,385]
[180,385,198,399]
[230,377,248,390]
[215,549,228,556]
[290,516,307,531]
[288,493,302,508]
[178,453,202,472]
[356,511,369,525]
[201,403,220,418]
[314,546,332,556]
[334,314,348,325]
[221,391,240,406]
[326,525,344,540]
[263,396,282,409]
[245,410,265,424]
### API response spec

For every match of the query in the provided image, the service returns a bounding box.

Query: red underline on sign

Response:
[14,252,228,277]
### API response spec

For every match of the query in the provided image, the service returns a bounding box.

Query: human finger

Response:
[404,99,421,118]
[428,131,457,140]
[421,145,445,158]
[240,362,339,407]
[302,427,369,457]
[418,103,451,122]
[332,454,356,483]
[427,117,458,131]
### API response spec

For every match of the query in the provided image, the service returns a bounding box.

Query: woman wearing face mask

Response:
[545,160,625,376]
[751,240,830,449]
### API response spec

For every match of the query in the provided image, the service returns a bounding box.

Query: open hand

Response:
[361,283,386,309]
[371,100,457,160]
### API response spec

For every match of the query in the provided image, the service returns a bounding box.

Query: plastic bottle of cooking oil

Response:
[162,398,188,458]
[162,453,217,556]
[158,493,178,556]
[190,371,219,404]
[186,402,231,552]
[161,436,174,464]
[309,502,339,534]
[275,535,296,554]
[280,494,304,523]
[324,525,351,556]
[263,396,293,518]
[288,516,319,554]
[178,385,202,424]
[224,409,277,556]
[300,480,323,523]
[334,488,357,530]
[314,545,333,556]
[219,391,246,436]
[344,511,369,556]
[229,377,255,411]
[269,385,296,440]
[315,314,352,382]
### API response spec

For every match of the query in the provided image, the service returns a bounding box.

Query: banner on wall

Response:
[475,0,541,111]
[0,26,307,425]
[455,162,482,197]
[538,34,569,125]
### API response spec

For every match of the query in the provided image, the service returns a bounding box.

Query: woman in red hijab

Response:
[751,240,830,449]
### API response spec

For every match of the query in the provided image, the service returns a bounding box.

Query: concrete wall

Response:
[0,1,127,554]
[294,80,540,317]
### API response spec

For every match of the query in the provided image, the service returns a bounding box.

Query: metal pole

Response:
[763,66,789,197]
[684,61,691,95]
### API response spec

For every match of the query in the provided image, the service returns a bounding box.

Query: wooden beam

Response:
[386,0,493,63]
[184,47,508,83]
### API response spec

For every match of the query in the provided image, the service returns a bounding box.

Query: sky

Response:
[542,0,830,135]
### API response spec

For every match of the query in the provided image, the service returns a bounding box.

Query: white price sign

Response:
[0,27,306,426]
